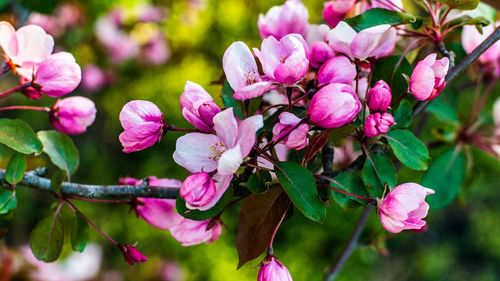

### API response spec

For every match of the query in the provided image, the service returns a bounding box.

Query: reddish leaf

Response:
[236,187,290,269]
[303,130,329,164]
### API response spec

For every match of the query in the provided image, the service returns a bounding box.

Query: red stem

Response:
[0,83,31,100]
[315,175,374,203]
[0,105,50,112]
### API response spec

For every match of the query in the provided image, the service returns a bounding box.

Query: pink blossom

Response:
[307,83,361,128]
[223,41,275,100]
[364,112,394,137]
[119,245,148,265]
[317,55,356,86]
[55,4,83,28]
[50,96,96,134]
[272,112,309,150]
[258,256,293,281]
[137,4,166,23]
[258,0,309,40]
[254,34,309,84]
[309,41,335,68]
[327,21,396,60]
[119,100,164,153]
[366,80,392,112]
[26,13,62,37]
[305,24,330,45]
[95,15,139,62]
[462,22,500,77]
[180,81,221,131]
[322,0,356,28]
[378,183,435,233]
[82,64,106,92]
[169,219,222,246]
[34,52,81,97]
[143,34,170,65]
[410,53,449,101]
[180,172,217,210]
[370,0,404,10]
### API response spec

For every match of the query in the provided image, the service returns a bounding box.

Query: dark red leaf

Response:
[303,130,329,164]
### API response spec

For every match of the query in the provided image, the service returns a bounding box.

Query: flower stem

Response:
[0,105,50,112]
[0,83,31,100]
[315,175,374,204]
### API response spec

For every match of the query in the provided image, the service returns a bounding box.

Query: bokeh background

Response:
[0,0,500,280]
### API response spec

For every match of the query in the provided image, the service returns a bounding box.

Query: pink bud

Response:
[254,34,309,84]
[366,80,392,112]
[258,256,293,281]
[258,0,309,40]
[364,112,394,137]
[410,53,449,101]
[82,64,106,92]
[322,0,355,28]
[180,173,217,210]
[180,81,221,132]
[309,41,334,68]
[307,83,361,128]
[272,112,308,150]
[119,245,148,265]
[169,219,222,246]
[119,100,164,153]
[316,56,357,86]
[34,52,82,97]
[19,77,43,100]
[50,96,96,134]
[378,183,435,233]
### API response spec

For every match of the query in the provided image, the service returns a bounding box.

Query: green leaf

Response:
[247,170,272,194]
[71,212,88,252]
[467,3,497,24]
[362,154,396,198]
[0,191,17,214]
[274,161,326,222]
[51,170,67,194]
[0,119,43,155]
[176,184,233,221]
[30,214,65,262]
[423,148,466,209]
[385,130,430,170]
[426,96,459,124]
[220,81,245,119]
[5,153,26,185]
[391,100,412,129]
[436,0,479,10]
[371,56,412,100]
[344,8,417,32]
[37,131,79,177]
[330,172,368,210]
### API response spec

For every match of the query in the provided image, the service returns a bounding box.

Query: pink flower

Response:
[309,41,335,68]
[327,21,396,60]
[258,0,309,40]
[169,219,222,246]
[223,41,275,100]
[322,0,356,28]
[378,183,435,233]
[137,4,166,23]
[254,34,309,84]
[180,173,217,210]
[307,83,361,128]
[366,80,392,112]
[272,112,308,150]
[95,15,139,62]
[26,13,62,37]
[316,55,356,86]
[119,245,148,265]
[82,64,106,92]
[462,22,500,77]
[55,4,83,28]
[34,52,81,97]
[119,100,164,153]
[50,96,96,134]
[143,34,170,65]
[0,21,54,79]
[410,53,449,101]
[370,0,403,10]
[258,256,293,281]
[180,81,221,131]
[364,112,394,137]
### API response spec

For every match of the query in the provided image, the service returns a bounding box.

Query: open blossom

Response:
[378,183,435,233]
[34,52,81,97]
[180,81,221,131]
[410,53,449,101]
[322,0,355,28]
[258,0,309,40]
[119,100,164,153]
[119,245,148,265]
[82,64,107,92]
[327,21,396,60]
[50,96,96,134]
[169,219,222,246]
[143,34,170,65]
[366,80,392,112]
[462,22,500,77]
[26,13,62,37]
[364,112,394,137]
[223,41,275,100]
[309,41,335,68]
[258,256,293,281]
[254,34,309,85]
[272,112,309,150]
[307,83,361,128]
[316,56,356,86]
[180,172,217,210]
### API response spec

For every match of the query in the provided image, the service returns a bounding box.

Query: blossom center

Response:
[245,69,259,85]
[209,141,227,161]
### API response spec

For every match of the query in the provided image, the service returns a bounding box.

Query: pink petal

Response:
[327,21,356,59]
[236,115,264,156]
[120,100,162,130]
[217,145,243,175]
[213,108,238,148]
[197,174,233,211]
[173,133,220,173]
[233,81,275,100]
[0,21,18,58]
[15,25,54,64]
[223,41,260,92]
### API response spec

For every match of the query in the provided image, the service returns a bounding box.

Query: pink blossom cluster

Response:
[26,3,83,38]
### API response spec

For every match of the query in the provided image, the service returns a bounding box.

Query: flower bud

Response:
[180,81,221,132]
[169,219,222,246]
[322,0,355,28]
[410,53,449,101]
[366,80,392,112]
[316,56,356,86]
[258,256,293,281]
[309,41,334,69]
[307,83,361,128]
[119,245,148,265]
[258,0,308,40]
[119,100,163,153]
[50,96,96,134]
[364,112,394,137]
[272,112,308,150]
[180,173,217,210]
[35,52,81,97]
[378,183,435,233]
